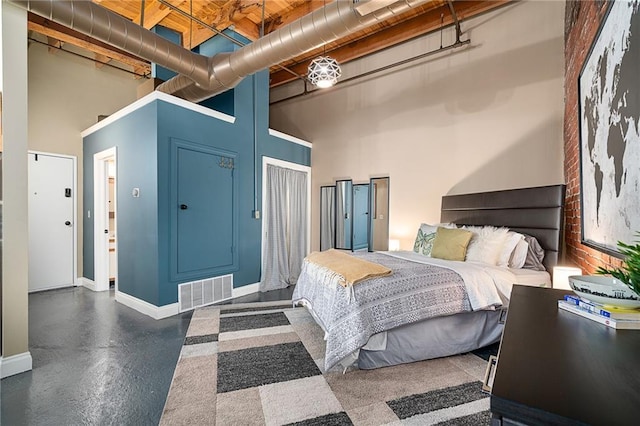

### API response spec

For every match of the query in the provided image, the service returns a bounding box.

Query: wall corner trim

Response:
[268,128,312,148]
[81,91,236,138]
[80,277,101,292]
[232,282,259,298]
[1,352,33,378]
[115,290,180,320]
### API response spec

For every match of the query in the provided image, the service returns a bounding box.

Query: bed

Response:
[293,184,566,371]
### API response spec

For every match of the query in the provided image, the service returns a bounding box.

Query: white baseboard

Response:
[80,277,100,292]
[1,352,33,378]
[28,283,75,293]
[115,290,179,320]
[233,282,259,298]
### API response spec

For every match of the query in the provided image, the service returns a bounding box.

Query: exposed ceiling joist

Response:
[183,16,260,49]
[133,0,184,29]
[47,36,63,54]
[269,0,511,87]
[263,0,330,35]
[94,53,111,68]
[28,12,151,76]
[160,0,260,49]
[25,1,512,86]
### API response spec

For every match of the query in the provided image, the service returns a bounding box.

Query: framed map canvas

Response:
[579,0,640,256]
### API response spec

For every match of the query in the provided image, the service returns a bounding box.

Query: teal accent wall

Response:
[83,103,159,304]
[199,90,234,116]
[151,26,183,82]
[155,93,255,306]
[197,30,249,56]
[196,31,250,116]
[82,34,311,308]
[254,70,310,212]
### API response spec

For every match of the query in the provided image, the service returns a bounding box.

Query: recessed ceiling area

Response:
[26,0,511,87]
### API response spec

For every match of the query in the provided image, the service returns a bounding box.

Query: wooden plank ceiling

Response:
[28,0,510,86]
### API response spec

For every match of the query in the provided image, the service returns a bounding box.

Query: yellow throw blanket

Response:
[305,249,392,287]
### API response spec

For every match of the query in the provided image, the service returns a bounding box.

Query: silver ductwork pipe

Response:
[13,0,211,86]
[159,0,432,102]
[17,0,432,102]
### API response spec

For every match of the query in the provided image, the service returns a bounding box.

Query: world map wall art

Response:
[579,0,640,256]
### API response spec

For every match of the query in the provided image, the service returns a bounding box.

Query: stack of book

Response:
[558,294,640,329]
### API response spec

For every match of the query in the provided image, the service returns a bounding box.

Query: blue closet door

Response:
[353,184,369,250]
[174,144,235,277]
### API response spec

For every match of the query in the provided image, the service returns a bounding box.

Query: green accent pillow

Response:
[413,227,437,256]
[431,227,473,261]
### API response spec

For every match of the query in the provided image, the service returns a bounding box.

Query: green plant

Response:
[597,232,640,296]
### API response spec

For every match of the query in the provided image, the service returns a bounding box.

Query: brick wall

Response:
[563,0,623,274]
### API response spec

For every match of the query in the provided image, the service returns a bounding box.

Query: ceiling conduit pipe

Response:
[158,0,433,102]
[16,0,433,103]
[11,0,210,90]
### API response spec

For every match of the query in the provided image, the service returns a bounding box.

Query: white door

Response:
[94,148,116,292]
[28,152,76,292]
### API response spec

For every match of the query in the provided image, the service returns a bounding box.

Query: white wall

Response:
[28,41,140,277]
[270,0,565,251]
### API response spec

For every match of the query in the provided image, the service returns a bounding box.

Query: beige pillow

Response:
[431,227,473,261]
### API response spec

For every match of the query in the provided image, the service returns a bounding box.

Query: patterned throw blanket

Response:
[305,249,392,287]
[292,252,472,371]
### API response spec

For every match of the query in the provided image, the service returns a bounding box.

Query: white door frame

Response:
[261,156,312,276]
[28,150,78,288]
[93,147,117,292]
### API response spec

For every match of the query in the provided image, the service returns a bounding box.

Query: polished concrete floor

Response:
[1,285,295,425]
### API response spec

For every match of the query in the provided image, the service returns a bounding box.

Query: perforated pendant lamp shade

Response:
[307,55,342,88]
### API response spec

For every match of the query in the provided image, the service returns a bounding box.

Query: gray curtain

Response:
[260,164,308,292]
[320,187,335,251]
[335,183,346,248]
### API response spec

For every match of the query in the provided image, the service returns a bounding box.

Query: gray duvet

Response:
[292,252,473,371]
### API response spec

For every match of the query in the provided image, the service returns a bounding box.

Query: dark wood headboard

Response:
[440,184,566,272]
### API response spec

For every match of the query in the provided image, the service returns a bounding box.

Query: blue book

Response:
[558,301,640,329]
[563,294,640,320]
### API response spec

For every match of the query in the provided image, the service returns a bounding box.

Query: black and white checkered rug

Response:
[161,301,496,425]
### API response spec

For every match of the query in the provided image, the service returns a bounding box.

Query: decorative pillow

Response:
[413,223,456,256]
[413,224,438,256]
[508,238,529,269]
[431,227,473,261]
[497,232,525,267]
[464,226,510,266]
[523,234,546,271]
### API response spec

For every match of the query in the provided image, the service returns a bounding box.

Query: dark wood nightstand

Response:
[490,285,640,425]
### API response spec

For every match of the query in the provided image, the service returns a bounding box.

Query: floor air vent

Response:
[178,274,233,312]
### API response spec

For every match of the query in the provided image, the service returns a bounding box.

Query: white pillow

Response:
[497,232,524,267]
[464,226,509,265]
[509,238,529,269]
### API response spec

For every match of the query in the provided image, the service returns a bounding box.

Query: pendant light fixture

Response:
[307,55,342,88]
[307,1,342,88]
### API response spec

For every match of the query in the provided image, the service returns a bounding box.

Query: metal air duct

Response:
[13,0,211,88]
[17,0,433,103]
[158,0,433,102]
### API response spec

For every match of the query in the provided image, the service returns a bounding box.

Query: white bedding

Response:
[509,268,551,287]
[294,250,539,370]
[382,251,517,309]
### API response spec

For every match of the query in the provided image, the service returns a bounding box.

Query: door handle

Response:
[65,221,72,226]
[180,204,188,210]
[104,229,109,234]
